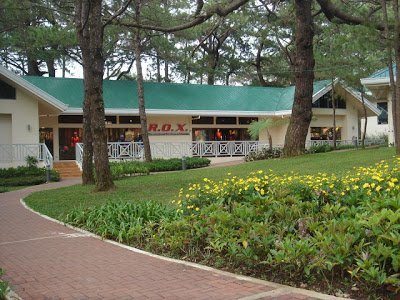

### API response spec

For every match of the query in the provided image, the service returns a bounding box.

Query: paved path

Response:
[0,180,345,300]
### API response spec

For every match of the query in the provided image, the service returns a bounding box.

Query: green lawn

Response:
[25,147,395,219]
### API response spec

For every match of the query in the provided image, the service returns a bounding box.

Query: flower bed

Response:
[65,158,400,297]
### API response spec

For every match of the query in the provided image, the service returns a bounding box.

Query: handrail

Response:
[75,143,84,168]
[0,143,53,168]
[41,143,53,169]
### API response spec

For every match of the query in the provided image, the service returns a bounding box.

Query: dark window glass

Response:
[239,117,258,125]
[377,102,388,125]
[105,116,117,124]
[312,91,346,109]
[310,127,342,140]
[0,79,16,99]
[58,115,83,123]
[192,128,254,142]
[192,116,214,124]
[119,116,140,124]
[216,117,237,125]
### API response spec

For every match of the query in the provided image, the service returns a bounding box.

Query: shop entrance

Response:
[39,128,54,156]
[59,128,83,160]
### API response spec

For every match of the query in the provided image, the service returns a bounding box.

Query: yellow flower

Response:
[376,186,382,192]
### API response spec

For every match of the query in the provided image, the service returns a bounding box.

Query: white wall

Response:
[0,89,39,144]
[361,116,389,138]
[0,114,12,144]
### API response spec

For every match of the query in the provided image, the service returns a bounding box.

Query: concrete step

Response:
[53,162,82,179]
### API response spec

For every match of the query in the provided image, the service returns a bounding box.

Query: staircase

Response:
[53,161,82,179]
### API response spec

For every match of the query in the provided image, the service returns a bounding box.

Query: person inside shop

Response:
[70,131,80,147]
[118,134,125,142]
[134,134,143,143]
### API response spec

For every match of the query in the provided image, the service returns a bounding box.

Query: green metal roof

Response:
[23,76,331,113]
[368,66,395,78]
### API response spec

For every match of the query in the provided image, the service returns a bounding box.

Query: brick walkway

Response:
[0,180,345,300]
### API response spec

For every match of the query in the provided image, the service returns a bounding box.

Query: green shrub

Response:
[307,143,333,154]
[0,268,9,300]
[109,157,210,179]
[245,147,282,162]
[1,176,46,186]
[0,166,60,187]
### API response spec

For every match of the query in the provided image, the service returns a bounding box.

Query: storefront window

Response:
[216,117,237,125]
[310,127,341,140]
[119,116,140,124]
[192,116,214,124]
[192,128,254,141]
[58,115,83,123]
[239,117,258,125]
[106,128,141,142]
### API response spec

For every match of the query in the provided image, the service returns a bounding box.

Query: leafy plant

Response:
[25,155,38,168]
[245,147,282,161]
[0,268,9,300]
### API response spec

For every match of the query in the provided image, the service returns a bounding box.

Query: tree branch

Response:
[103,0,133,28]
[116,0,249,33]
[316,0,385,30]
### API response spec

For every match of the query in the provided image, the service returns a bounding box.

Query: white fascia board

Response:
[342,85,381,116]
[64,108,293,117]
[360,77,390,86]
[0,66,68,111]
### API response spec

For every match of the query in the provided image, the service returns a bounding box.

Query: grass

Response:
[24,147,395,219]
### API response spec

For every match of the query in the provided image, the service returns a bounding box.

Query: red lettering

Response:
[177,123,186,131]
[161,124,171,131]
[148,124,158,131]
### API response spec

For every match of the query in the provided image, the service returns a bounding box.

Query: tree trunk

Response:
[76,0,114,191]
[393,0,400,153]
[62,56,66,78]
[331,79,336,149]
[283,0,315,157]
[382,0,397,150]
[76,0,95,185]
[156,52,161,82]
[361,88,367,149]
[46,59,56,77]
[27,59,43,76]
[207,54,217,85]
[255,43,268,87]
[267,129,273,151]
[82,94,95,184]
[134,0,152,162]
[164,60,171,82]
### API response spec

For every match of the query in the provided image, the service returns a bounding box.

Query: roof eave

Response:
[64,108,293,117]
[340,84,381,116]
[0,66,68,111]
[360,77,390,86]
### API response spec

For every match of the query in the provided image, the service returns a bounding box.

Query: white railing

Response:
[306,138,386,148]
[74,138,387,167]
[75,141,268,166]
[0,143,53,168]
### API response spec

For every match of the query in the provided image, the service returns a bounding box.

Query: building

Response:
[361,67,392,143]
[0,65,379,167]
